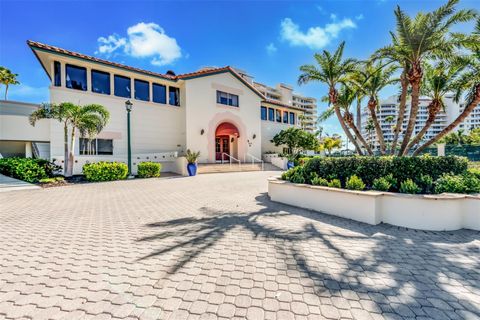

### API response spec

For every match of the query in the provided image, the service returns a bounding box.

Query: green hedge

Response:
[0,157,61,183]
[282,155,479,194]
[137,162,161,178]
[83,161,128,182]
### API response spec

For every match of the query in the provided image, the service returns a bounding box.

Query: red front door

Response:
[215,136,230,161]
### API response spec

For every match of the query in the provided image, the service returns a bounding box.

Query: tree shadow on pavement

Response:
[137,192,480,318]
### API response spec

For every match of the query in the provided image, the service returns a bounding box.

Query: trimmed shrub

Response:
[0,157,61,183]
[468,168,480,179]
[345,175,366,191]
[312,176,329,186]
[399,179,421,194]
[462,173,480,193]
[435,173,480,194]
[137,162,161,178]
[83,161,128,182]
[303,155,468,187]
[372,177,392,191]
[417,174,433,194]
[328,179,341,188]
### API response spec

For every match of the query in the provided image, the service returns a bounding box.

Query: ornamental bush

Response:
[137,162,161,178]
[328,179,341,188]
[312,176,329,186]
[434,173,480,194]
[372,177,392,191]
[82,161,128,182]
[345,175,365,191]
[0,157,61,183]
[399,179,421,194]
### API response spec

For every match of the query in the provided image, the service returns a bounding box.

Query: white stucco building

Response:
[0,41,305,174]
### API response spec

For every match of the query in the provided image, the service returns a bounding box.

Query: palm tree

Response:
[365,118,375,150]
[354,62,398,154]
[336,85,374,155]
[406,60,465,151]
[375,0,475,156]
[413,18,480,155]
[298,42,364,155]
[0,67,20,100]
[321,136,342,156]
[30,102,109,176]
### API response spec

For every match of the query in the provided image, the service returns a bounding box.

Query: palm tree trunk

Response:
[368,98,386,155]
[406,100,440,151]
[334,105,363,155]
[63,122,69,176]
[390,73,408,155]
[4,84,8,100]
[67,127,76,177]
[413,84,480,156]
[399,65,422,156]
[349,121,374,155]
[356,97,362,130]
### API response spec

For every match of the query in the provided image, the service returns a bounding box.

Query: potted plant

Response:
[186,149,200,176]
[287,155,296,169]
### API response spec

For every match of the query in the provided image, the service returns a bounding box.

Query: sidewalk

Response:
[0,174,40,192]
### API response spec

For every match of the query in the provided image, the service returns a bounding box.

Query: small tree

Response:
[0,67,20,100]
[271,127,319,159]
[321,135,342,156]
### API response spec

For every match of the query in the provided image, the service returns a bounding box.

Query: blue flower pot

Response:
[187,163,197,176]
[287,161,295,169]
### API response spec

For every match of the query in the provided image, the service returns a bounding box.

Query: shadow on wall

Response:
[137,193,480,317]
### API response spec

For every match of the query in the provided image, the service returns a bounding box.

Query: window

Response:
[216,91,239,107]
[261,106,267,120]
[268,108,275,121]
[114,75,131,98]
[289,112,296,125]
[66,64,87,91]
[276,110,282,122]
[54,61,61,87]
[283,111,289,124]
[169,87,180,106]
[134,79,149,101]
[79,138,113,155]
[91,70,110,95]
[152,83,166,104]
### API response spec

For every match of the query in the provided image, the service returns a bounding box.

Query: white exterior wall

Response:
[261,121,296,153]
[184,72,262,163]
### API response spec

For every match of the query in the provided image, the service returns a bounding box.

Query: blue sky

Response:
[0,0,478,135]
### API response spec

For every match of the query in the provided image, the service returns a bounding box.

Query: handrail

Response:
[221,153,241,167]
[245,153,264,171]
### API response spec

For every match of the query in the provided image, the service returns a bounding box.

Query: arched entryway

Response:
[215,122,239,162]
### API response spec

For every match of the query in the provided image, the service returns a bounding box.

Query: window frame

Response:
[152,83,167,104]
[216,90,239,107]
[169,86,180,106]
[289,112,296,125]
[276,110,282,123]
[65,64,87,91]
[53,61,61,87]
[79,138,113,155]
[91,69,111,95]
[283,111,289,124]
[114,75,131,98]
[268,108,275,122]
[134,79,150,101]
[261,106,267,121]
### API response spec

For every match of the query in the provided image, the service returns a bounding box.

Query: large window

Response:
[134,79,149,101]
[289,112,296,125]
[79,138,113,155]
[216,91,239,107]
[114,75,131,98]
[91,70,110,95]
[283,111,289,124]
[268,108,275,121]
[261,106,267,120]
[66,64,87,91]
[152,83,166,104]
[169,87,180,106]
[276,110,282,123]
[54,61,61,87]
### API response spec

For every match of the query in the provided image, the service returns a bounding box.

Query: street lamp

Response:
[125,100,133,177]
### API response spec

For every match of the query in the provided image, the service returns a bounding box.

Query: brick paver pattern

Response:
[0,171,479,320]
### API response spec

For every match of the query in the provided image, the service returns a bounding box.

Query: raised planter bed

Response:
[268,177,480,231]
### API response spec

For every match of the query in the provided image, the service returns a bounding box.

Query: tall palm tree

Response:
[354,62,398,154]
[0,67,20,100]
[30,102,109,176]
[365,118,375,149]
[298,42,364,155]
[376,0,475,156]
[406,60,465,151]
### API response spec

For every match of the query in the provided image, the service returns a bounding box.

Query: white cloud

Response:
[280,17,356,50]
[355,14,364,20]
[266,43,277,54]
[96,22,182,66]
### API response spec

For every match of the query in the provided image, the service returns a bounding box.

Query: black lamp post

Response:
[125,100,133,176]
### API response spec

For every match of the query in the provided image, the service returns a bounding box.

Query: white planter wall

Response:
[268,178,480,231]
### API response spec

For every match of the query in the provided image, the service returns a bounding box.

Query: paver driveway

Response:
[0,171,479,320]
